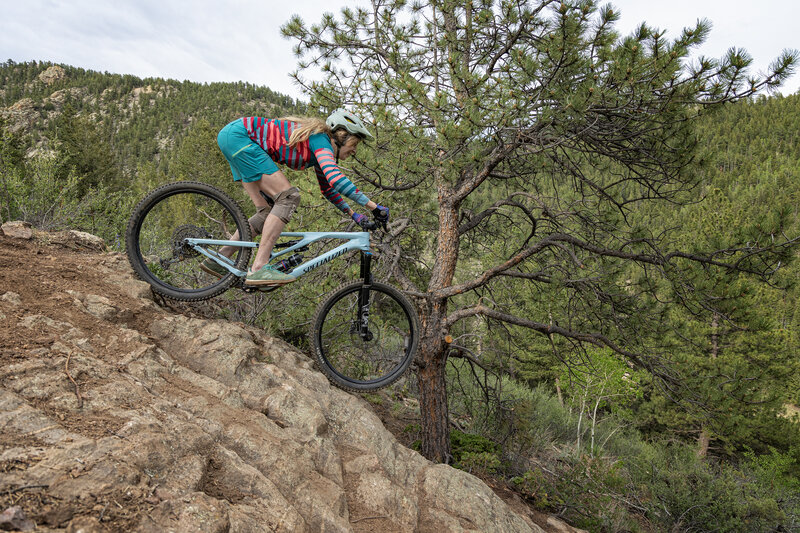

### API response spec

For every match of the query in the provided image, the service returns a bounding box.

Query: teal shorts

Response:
[217,120,279,182]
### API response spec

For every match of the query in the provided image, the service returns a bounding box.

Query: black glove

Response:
[372,205,389,230]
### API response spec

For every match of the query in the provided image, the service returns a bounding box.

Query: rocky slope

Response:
[0,224,585,532]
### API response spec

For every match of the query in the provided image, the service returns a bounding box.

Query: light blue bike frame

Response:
[185,231,372,279]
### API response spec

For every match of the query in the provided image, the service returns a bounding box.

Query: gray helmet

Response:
[326,109,374,141]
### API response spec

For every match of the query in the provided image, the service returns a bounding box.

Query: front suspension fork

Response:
[357,251,373,341]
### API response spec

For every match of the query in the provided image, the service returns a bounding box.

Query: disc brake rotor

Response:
[170,224,212,260]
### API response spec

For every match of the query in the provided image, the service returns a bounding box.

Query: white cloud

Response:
[1,0,798,98]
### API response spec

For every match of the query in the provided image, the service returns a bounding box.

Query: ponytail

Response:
[281,116,331,146]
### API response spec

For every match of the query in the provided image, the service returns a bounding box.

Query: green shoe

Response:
[200,258,229,278]
[245,265,296,286]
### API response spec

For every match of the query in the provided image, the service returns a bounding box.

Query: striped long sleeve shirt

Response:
[241,117,370,213]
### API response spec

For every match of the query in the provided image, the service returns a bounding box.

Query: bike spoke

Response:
[317,285,415,387]
[135,190,245,292]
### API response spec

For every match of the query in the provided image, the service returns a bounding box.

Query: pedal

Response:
[241,284,280,293]
[257,285,281,293]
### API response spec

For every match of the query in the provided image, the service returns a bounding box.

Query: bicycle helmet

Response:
[326,109,374,141]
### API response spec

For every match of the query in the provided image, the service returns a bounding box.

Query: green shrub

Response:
[627,443,794,532]
[361,392,383,406]
[742,446,800,528]
[545,454,637,532]
[457,451,502,476]
[446,365,800,532]
[450,430,498,456]
[510,470,553,511]
[1,153,134,248]
[449,430,504,475]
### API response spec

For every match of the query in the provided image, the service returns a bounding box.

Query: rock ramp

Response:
[0,229,544,532]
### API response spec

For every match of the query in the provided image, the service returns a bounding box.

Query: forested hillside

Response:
[0,59,306,246]
[2,59,800,531]
[0,60,301,169]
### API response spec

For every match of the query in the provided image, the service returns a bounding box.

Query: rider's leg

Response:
[251,213,285,272]
[250,185,300,272]
[218,170,289,258]
[215,121,292,269]
[239,171,300,273]
[218,221,258,259]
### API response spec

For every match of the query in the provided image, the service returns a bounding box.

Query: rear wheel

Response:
[125,181,251,301]
[311,281,419,391]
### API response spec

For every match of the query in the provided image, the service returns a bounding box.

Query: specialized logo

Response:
[301,248,347,274]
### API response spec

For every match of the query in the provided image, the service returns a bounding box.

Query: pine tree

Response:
[283,0,799,462]
[54,104,121,194]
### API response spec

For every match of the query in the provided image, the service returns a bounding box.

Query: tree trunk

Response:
[416,184,460,463]
[698,314,719,458]
[710,313,719,359]
[418,334,451,463]
[555,377,563,407]
[416,288,452,463]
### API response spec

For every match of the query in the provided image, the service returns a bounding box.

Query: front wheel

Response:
[311,281,419,392]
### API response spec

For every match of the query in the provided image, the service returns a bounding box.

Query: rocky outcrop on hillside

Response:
[38,66,67,85]
[0,226,583,532]
[2,98,38,133]
[1,66,69,134]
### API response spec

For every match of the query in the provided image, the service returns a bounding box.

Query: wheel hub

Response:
[171,224,211,260]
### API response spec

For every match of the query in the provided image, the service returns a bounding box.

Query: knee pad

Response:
[271,187,301,224]
[248,204,272,236]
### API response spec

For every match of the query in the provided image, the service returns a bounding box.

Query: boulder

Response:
[0,231,559,532]
[1,220,33,239]
[49,230,107,251]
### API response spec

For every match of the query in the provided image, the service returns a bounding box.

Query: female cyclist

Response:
[206,109,389,286]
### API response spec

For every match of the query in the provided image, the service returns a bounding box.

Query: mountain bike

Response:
[125,181,419,392]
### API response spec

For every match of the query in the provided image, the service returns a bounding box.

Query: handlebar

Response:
[360,220,379,231]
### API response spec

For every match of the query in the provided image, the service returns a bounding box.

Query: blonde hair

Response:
[282,116,330,146]
[282,116,360,149]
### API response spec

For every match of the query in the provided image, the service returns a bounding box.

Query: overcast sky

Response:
[2,0,798,99]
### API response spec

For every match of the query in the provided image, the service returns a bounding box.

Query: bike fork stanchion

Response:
[358,251,374,341]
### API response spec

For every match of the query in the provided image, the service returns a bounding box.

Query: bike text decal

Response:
[300,248,348,274]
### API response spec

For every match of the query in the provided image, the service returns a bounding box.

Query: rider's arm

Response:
[314,166,352,214]
[309,134,371,208]
[313,169,378,214]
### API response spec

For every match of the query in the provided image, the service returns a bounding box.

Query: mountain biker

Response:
[205,109,390,286]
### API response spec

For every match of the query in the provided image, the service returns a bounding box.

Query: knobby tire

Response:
[125,181,252,301]
[311,281,419,392]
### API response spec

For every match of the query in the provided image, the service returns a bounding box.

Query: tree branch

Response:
[437,232,799,299]
[445,304,667,379]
